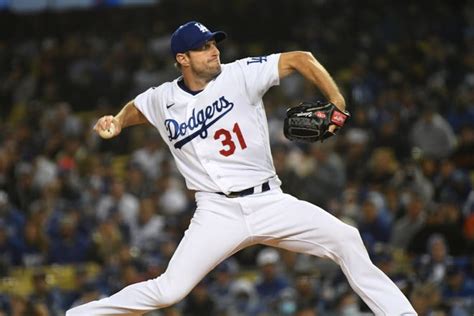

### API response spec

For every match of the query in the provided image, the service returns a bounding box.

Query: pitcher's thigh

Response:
[259,194,364,261]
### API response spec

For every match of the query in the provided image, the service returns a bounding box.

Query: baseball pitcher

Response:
[67,21,416,315]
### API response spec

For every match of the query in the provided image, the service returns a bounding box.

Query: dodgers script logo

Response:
[165,96,234,149]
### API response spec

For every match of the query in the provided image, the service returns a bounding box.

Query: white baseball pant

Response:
[66,185,416,315]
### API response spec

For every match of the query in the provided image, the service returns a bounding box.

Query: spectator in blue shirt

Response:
[442,265,474,312]
[28,271,65,316]
[255,248,290,313]
[47,215,90,264]
[358,195,391,249]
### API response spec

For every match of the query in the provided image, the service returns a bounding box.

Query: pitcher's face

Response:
[184,40,222,81]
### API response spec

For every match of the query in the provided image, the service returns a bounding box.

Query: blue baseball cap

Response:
[170,21,227,56]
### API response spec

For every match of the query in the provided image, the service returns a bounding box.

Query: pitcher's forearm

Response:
[115,101,148,129]
[279,51,346,111]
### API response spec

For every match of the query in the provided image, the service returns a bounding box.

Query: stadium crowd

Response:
[0,0,473,315]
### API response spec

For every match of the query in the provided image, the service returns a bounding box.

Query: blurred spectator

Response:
[409,283,435,316]
[225,279,261,316]
[275,288,298,315]
[7,295,28,316]
[130,197,165,252]
[419,158,438,185]
[156,237,178,264]
[96,177,139,238]
[120,263,143,287]
[433,159,471,205]
[80,157,107,220]
[278,250,316,280]
[331,290,361,316]
[90,218,124,264]
[182,282,216,316]
[373,115,410,159]
[390,161,434,203]
[254,248,290,313]
[208,258,240,314]
[416,234,453,284]
[96,244,144,295]
[10,162,40,213]
[62,266,96,310]
[294,274,319,313]
[156,173,188,216]
[365,147,399,189]
[451,125,474,170]
[409,203,467,256]
[55,137,84,200]
[339,185,361,223]
[357,193,391,248]
[47,214,90,264]
[0,219,20,272]
[32,154,58,190]
[342,128,371,182]
[381,185,403,222]
[16,218,49,267]
[68,280,102,310]
[442,264,474,313]
[25,300,51,316]
[304,142,346,208]
[132,57,162,95]
[372,246,412,297]
[142,256,165,282]
[125,163,150,198]
[410,103,457,160]
[390,193,426,250]
[55,102,83,137]
[28,271,64,316]
[130,133,167,181]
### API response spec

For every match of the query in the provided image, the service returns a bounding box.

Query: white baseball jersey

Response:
[134,54,282,194]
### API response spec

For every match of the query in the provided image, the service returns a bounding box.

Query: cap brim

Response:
[189,31,227,51]
[212,31,227,43]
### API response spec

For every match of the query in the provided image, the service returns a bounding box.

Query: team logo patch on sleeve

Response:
[246,56,268,65]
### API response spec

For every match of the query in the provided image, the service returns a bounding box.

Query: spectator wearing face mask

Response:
[226,279,261,316]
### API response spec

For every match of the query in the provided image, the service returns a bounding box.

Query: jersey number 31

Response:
[214,123,247,157]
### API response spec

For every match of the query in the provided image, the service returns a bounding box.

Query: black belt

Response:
[217,181,270,198]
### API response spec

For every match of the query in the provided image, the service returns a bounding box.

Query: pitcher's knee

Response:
[158,290,187,307]
[151,277,192,307]
[336,224,364,249]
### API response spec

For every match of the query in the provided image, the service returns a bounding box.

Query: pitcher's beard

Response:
[192,63,222,83]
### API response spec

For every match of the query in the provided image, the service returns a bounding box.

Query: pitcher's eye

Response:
[191,44,204,51]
